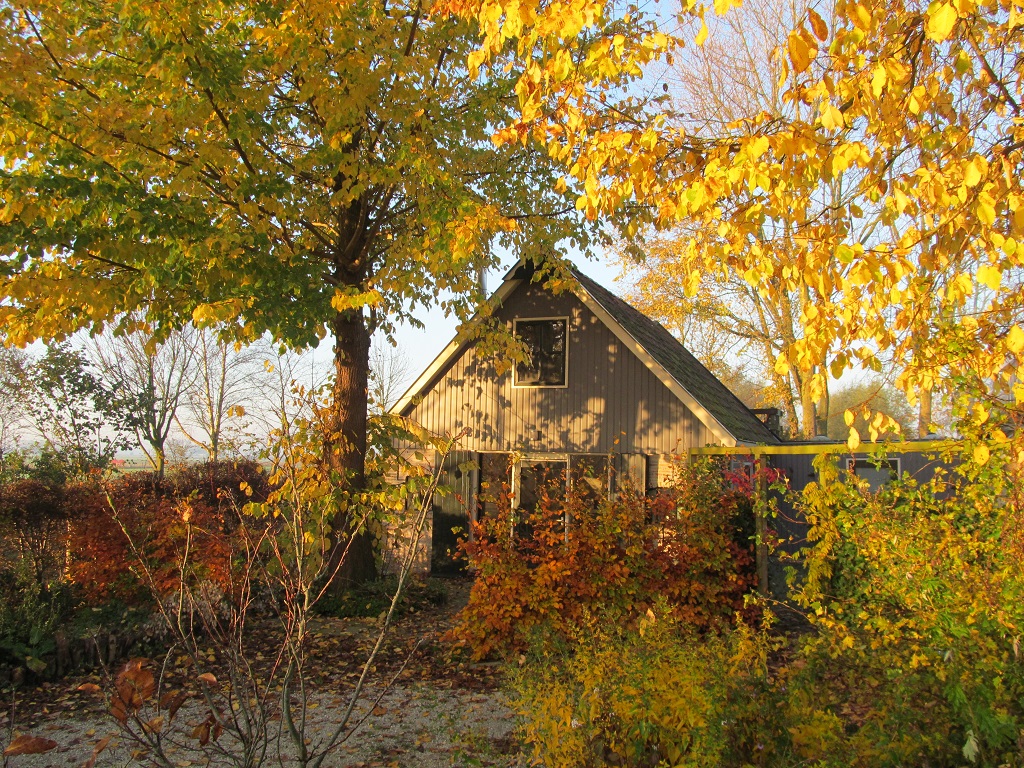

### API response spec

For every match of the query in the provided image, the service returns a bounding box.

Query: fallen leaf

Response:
[4,735,59,756]
[82,735,113,768]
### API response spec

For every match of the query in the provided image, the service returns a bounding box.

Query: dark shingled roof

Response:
[573,269,781,445]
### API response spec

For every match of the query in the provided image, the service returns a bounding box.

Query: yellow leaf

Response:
[808,8,829,40]
[977,199,996,226]
[871,64,887,97]
[973,444,990,465]
[787,31,814,73]
[844,409,854,427]
[1007,325,1024,355]
[847,427,861,450]
[964,156,986,187]
[820,103,845,129]
[695,19,709,46]
[926,2,958,41]
[852,3,872,30]
[976,264,1002,290]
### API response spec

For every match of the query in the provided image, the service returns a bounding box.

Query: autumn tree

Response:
[825,377,915,439]
[23,344,132,479]
[619,0,900,438]
[447,0,1024,456]
[0,0,601,582]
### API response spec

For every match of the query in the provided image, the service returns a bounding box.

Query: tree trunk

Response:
[918,387,933,438]
[799,378,818,439]
[154,445,165,479]
[325,308,377,587]
[814,372,830,438]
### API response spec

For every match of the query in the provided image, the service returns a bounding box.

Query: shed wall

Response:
[403,281,712,454]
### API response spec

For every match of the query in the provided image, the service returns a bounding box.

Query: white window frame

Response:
[512,453,569,509]
[512,316,570,389]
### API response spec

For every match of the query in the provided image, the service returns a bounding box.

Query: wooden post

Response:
[755,456,769,597]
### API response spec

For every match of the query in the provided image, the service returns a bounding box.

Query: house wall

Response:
[402,280,713,455]
[766,447,959,599]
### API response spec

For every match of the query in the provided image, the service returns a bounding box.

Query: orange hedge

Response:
[451,461,757,659]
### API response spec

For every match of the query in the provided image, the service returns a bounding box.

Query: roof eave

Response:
[388,271,524,417]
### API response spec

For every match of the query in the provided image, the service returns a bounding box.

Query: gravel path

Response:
[2,579,528,768]
[2,682,522,767]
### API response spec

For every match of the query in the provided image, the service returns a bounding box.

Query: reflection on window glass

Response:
[570,455,610,504]
[516,459,567,541]
[515,319,567,386]
[847,458,899,492]
[518,460,567,513]
[478,452,511,519]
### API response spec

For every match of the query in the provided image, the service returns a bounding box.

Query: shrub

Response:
[0,563,75,673]
[0,478,70,586]
[785,453,1024,767]
[511,608,791,768]
[451,459,756,659]
[68,461,271,603]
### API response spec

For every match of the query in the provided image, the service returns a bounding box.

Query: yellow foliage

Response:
[444,0,1024,445]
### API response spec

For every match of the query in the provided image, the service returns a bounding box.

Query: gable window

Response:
[514,318,568,387]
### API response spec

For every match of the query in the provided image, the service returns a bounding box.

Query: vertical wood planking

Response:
[405,281,716,455]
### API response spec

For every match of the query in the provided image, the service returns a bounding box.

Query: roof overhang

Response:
[569,283,737,447]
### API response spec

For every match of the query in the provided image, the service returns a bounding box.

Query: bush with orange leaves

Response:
[451,458,757,659]
[67,462,270,604]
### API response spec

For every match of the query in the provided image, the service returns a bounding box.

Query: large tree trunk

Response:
[325,307,378,587]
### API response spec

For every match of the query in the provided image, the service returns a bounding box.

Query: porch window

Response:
[513,318,568,387]
[570,454,611,504]
[515,458,568,513]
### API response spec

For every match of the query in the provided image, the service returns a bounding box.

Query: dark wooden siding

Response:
[766,447,959,598]
[404,281,712,455]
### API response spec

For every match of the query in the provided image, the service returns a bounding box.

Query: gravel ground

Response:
[2,682,523,768]
[1,579,528,768]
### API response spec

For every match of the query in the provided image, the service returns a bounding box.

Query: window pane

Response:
[570,455,609,505]
[478,453,511,519]
[848,458,898,492]
[515,319,567,386]
[518,460,567,514]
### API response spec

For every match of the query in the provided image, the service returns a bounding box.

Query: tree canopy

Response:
[0,0,609,582]
[448,0,1024,451]
[0,0,591,348]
